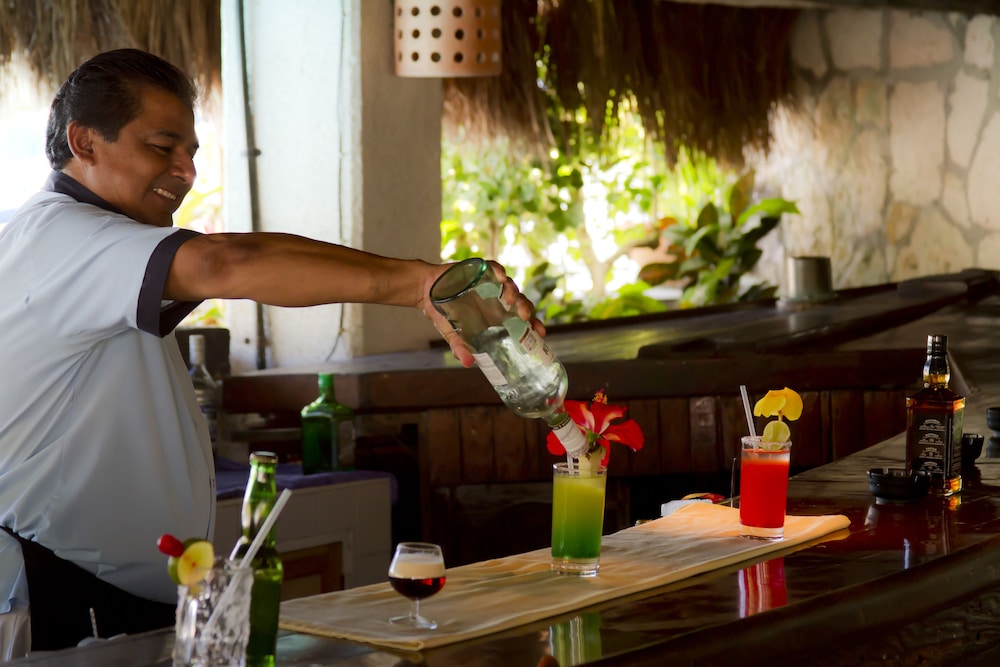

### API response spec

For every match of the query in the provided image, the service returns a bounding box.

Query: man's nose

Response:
[172,152,197,185]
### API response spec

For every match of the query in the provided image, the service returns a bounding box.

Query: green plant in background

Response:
[638,171,799,308]
[442,92,797,321]
[175,184,226,327]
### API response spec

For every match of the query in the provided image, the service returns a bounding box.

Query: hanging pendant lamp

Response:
[394,1,502,78]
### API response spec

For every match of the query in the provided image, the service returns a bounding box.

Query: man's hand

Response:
[421,261,545,368]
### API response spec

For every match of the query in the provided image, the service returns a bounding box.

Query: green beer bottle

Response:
[235,451,284,667]
[300,373,356,473]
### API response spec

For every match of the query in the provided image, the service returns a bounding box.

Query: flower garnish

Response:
[753,387,802,443]
[546,390,645,466]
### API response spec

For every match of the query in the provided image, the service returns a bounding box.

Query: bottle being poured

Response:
[430,258,588,460]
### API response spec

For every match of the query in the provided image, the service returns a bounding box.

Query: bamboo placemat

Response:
[279,503,850,651]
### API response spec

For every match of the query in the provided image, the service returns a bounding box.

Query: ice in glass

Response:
[172,558,254,667]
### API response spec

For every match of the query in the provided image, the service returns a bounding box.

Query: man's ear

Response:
[66,121,97,165]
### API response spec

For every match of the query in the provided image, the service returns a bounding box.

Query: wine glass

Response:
[388,542,446,630]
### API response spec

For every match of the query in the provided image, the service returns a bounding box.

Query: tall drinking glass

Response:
[739,435,792,539]
[551,463,607,576]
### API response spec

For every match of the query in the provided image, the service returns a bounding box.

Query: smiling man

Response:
[0,48,537,656]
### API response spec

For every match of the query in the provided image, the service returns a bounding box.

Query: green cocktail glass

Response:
[551,462,607,576]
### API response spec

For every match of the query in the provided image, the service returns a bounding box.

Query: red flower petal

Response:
[601,420,645,451]
[564,400,593,433]
[589,401,626,435]
[599,446,611,466]
[546,431,567,456]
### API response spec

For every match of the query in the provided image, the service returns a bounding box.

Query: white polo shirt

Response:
[0,173,216,611]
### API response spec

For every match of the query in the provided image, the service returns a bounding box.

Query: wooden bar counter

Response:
[14,270,1000,665]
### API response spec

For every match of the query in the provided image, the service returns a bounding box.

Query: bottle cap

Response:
[927,334,948,355]
[250,451,278,465]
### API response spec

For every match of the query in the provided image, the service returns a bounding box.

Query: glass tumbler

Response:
[173,558,254,667]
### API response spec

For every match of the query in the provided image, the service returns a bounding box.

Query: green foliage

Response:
[175,185,226,327]
[442,109,796,321]
[638,171,799,308]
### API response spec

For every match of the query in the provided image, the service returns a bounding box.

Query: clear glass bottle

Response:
[906,334,964,495]
[300,373,356,474]
[233,451,284,667]
[430,258,587,457]
[188,334,219,444]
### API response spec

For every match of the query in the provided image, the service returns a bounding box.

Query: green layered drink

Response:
[551,463,607,576]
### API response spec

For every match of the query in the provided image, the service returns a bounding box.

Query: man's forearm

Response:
[165,232,436,308]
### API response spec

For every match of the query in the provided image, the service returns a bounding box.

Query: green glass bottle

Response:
[234,451,284,667]
[300,373,356,473]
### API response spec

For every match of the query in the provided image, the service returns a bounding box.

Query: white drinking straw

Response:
[205,488,292,635]
[237,488,292,568]
[740,385,757,438]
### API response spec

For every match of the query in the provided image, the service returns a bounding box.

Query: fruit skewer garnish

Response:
[158,533,215,587]
[753,387,803,444]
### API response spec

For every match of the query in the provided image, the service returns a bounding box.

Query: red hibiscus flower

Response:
[546,390,645,465]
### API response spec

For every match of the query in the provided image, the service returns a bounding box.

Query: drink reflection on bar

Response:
[738,558,788,618]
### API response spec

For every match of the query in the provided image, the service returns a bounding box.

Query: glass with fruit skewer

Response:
[739,388,802,541]
[159,534,253,666]
[388,542,446,630]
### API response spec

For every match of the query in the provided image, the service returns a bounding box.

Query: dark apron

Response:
[1,526,175,651]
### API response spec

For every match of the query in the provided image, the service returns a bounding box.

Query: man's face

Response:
[85,86,199,227]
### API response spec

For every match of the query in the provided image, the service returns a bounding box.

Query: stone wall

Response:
[754,9,999,292]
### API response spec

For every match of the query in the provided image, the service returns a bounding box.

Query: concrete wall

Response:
[222,0,441,374]
[755,8,1000,293]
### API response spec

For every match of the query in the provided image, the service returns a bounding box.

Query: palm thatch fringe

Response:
[444,0,799,166]
[2,0,793,165]
[0,0,221,97]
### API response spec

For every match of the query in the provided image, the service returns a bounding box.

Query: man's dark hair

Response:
[45,49,197,169]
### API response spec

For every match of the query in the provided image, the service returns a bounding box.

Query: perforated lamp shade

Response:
[394,1,502,78]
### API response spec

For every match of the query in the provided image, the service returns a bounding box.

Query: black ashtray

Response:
[963,433,984,467]
[986,407,1000,432]
[866,468,930,504]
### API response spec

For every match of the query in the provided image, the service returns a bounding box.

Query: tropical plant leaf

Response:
[683,224,717,256]
[637,262,681,285]
[696,202,719,229]
[728,171,755,222]
[737,198,800,226]
[741,215,782,247]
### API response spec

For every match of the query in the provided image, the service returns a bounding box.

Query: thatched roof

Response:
[0,0,221,97]
[1,0,795,165]
[444,0,799,166]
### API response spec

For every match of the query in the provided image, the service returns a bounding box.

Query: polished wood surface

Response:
[221,273,993,562]
[17,276,1000,665]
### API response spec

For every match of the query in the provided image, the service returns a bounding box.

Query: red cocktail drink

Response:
[739,436,791,539]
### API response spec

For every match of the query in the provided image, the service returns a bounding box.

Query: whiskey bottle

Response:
[906,334,964,495]
[300,373,355,474]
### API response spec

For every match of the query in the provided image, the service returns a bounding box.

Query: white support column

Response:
[222,0,442,372]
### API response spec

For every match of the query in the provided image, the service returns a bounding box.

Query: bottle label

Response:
[473,352,509,387]
[553,419,588,457]
[517,327,555,366]
[908,409,962,479]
